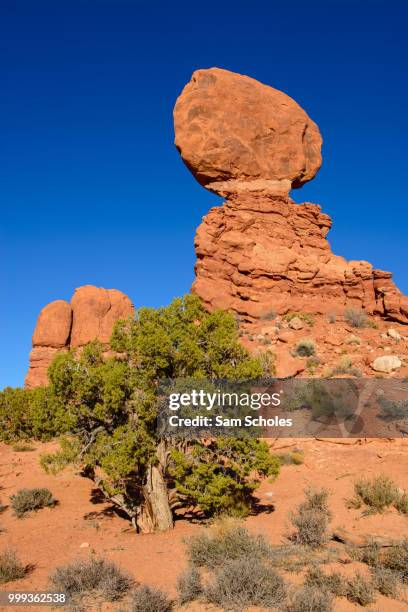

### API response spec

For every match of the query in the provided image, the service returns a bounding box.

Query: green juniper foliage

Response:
[0,295,279,532]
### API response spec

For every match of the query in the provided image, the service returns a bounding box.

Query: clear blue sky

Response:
[1,1,407,388]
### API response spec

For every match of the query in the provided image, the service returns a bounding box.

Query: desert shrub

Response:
[40,437,82,475]
[37,295,280,532]
[0,386,72,443]
[0,550,26,583]
[305,567,347,596]
[331,355,362,377]
[205,556,286,610]
[350,540,381,567]
[382,539,408,583]
[306,356,321,372]
[256,348,277,375]
[344,308,369,328]
[394,491,408,514]
[177,566,202,604]
[346,572,375,606]
[290,489,331,548]
[286,585,333,612]
[295,339,316,357]
[188,521,272,567]
[327,313,337,324]
[345,334,361,345]
[283,312,315,326]
[371,566,399,597]
[10,488,55,518]
[351,475,398,513]
[278,450,304,465]
[12,442,34,452]
[260,309,277,321]
[378,397,408,421]
[50,558,132,602]
[130,585,172,612]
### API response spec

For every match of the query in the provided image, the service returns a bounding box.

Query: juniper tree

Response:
[3,295,279,532]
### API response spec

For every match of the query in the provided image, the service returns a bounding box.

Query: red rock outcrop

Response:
[174,68,408,325]
[192,192,408,322]
[25,286,134,388]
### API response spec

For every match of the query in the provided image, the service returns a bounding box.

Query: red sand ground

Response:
[1,438,408,611]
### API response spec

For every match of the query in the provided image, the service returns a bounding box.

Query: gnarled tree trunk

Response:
[136,464,174,533]
[94,440,175,533]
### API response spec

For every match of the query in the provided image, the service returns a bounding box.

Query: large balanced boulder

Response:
[173,68,408,325]
[25,286,134,388]
[174,67,322,195]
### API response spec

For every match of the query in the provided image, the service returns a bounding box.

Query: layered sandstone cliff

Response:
[174,68,408,325]
[25,285,134,388]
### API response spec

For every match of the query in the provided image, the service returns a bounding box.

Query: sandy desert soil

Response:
[1,438,408,611]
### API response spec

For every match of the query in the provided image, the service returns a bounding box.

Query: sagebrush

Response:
[130,585,172,612]
[0,550,26,583]
[10,488,55,518]
[50,557,132,602]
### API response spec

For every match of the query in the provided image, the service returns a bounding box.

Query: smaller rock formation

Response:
[25,286,134,388]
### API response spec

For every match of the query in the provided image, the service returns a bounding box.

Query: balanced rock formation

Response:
[174,67,322,194]
[174,68,408,324]
[25,286,134,388]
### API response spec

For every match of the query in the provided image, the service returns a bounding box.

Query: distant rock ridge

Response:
[174,67,408,324]
[25,285,134,388]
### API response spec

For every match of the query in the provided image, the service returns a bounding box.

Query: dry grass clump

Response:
[12,442,35,452]
[346,572,375,606]
[205,556,286,610]
[344,308,369,328]
[260,309,277,321]
[379,397,408,421]
[183,518,288,609]
[348,474,400,514]
[306,566,380,605]
[187,519,272,567]
[285,585,333,612]
[257,349,277,375]
[278,450,304,465]
[331,355,362,377]
[50,557,132,602]
[349,540,381,567]
[290,489,331,548]
[177,566,202,604]
[305,567,347,597]
[371,566,399,597]
[283,312,315,327]
[0,549,26,583]
[382,539,408,583]
[130,585,172,612]
[394,491,408,515]
[294,339,316,357]
[10,488,55,518]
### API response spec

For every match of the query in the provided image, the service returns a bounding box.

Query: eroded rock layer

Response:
[192,192,408,324]
[25,285,134,388]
